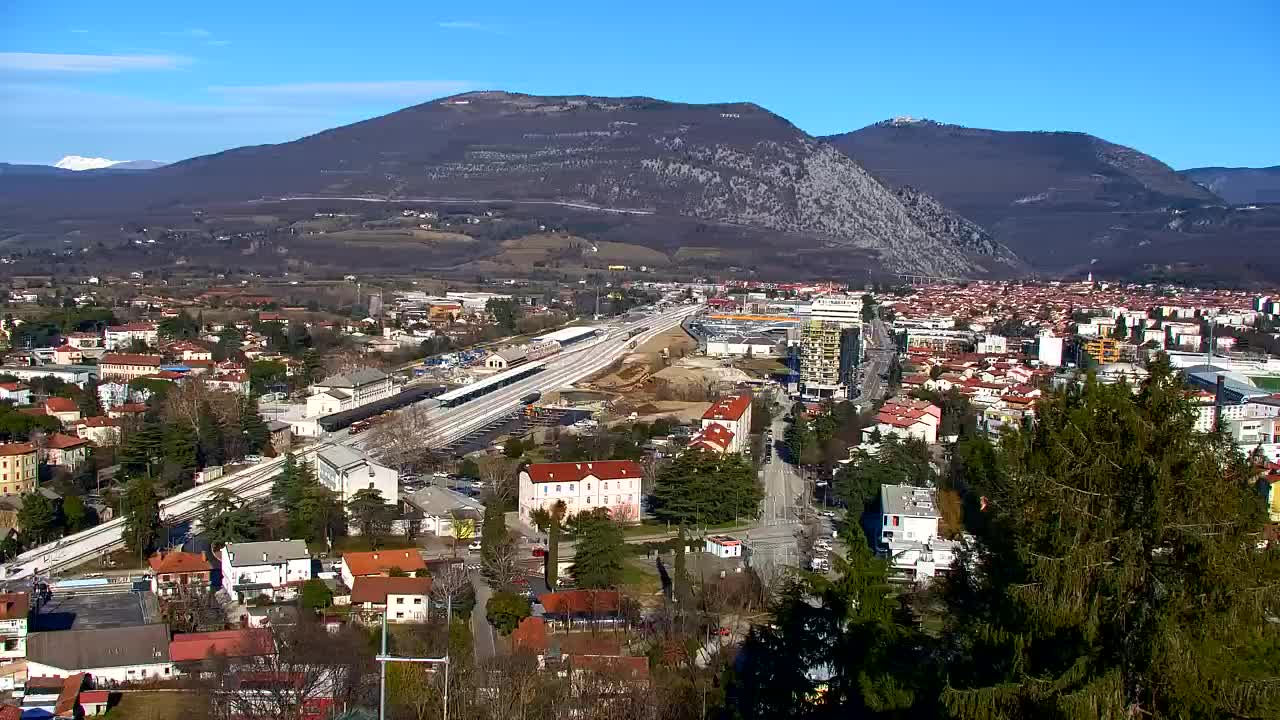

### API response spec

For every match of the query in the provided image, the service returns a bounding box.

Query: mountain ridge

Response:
[0,90,1019,277]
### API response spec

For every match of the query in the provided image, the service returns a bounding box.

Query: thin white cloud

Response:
[437,20,508,34]
[205,40,232,47]
[0,52,188,73]
[69,29,90,34]
[163,28,213,38]
[209,80,472,101]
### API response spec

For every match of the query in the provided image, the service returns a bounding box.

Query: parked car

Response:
[467,540,482,551]
[532,547,547,558]
[244,454,263,463]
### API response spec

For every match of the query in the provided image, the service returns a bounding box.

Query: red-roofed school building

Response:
[518,461,642,526]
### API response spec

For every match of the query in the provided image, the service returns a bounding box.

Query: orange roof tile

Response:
[148,549,212,574]
[350,576,432,604]
[342,550,427,577]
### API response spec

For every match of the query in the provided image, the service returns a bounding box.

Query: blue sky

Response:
[2,0,1276,168]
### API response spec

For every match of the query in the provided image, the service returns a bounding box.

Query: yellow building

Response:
[0,443,38,496]
[1084,337,1122,364]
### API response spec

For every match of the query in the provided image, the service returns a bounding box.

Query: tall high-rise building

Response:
[808,295,864,326]
[799,319,861,399]
[1037,333,1064,367]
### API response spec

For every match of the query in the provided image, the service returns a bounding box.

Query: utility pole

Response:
[377,595,451,720]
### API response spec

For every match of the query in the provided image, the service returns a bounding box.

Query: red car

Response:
[716,627,732,637]
[532,548,547,557]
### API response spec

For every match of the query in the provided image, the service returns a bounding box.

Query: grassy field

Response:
[308,534,421,556]
[105,691,210,720]
[1249,376,1280,390]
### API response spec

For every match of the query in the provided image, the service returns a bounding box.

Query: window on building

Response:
[883,516,889,526]
[162,574,170,582]
[543,486,548,495]
[893,516,900,527]
[603,482,609,490]
[414,598,422,605]
[555,485,561,492]
[396,612,405,619]
[604,496,609,505]
[396,597,405,604]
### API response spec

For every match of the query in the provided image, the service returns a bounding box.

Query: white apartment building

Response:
[1037,334,1064,367]
[878,484,956,581]
[220,540,312,603]
[518,461,643,526]
[807,295,863,327]
[976,334,1008,354]
[306,368,395,417]
[701,392,753,454]
[104,322,158,350]
[315,444,398,507]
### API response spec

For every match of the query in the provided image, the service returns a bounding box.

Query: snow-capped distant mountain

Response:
[52,156,167,171]
[54,155,124,171]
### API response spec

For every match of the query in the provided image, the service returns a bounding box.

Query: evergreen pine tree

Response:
[119,421,163,479]
[196,401,225,467]
[238,397,269,454]
[77,378,102,417]
[942,356,1280,718]
[121,476,162,560]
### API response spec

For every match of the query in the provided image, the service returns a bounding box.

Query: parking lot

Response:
[31,589,151,631]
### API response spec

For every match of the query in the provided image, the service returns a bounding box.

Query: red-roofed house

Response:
[167,341,213,361]
[539,590,621,623]
[43,396,82,425]
[42,433,91,470]
[511,616,548,658]
[349,576,431,623]
[73,416,122,447]
[339,550,427,589]
[148,550,212,596]
[0,383,30,406]
[869,398,941,444]
[519,461,641,526]
[0,703,17,720]
[701,392,752,453]
[688,423,735,454]
[170,628,274,669]
[51,344,82,366]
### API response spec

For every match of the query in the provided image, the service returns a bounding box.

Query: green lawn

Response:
[309,535,420,556]
[1249,376,1280,391]
[619,557,662,594]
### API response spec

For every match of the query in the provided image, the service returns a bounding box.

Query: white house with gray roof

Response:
[316,445,398,507]
[878,484,956,581]
[305,367,394,417]
[220,540,312,602]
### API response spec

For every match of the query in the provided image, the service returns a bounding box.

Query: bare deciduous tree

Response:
[363,403,437,474]
[476,454,519,505]
[482,538,523,591]
[208,618,372,720]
